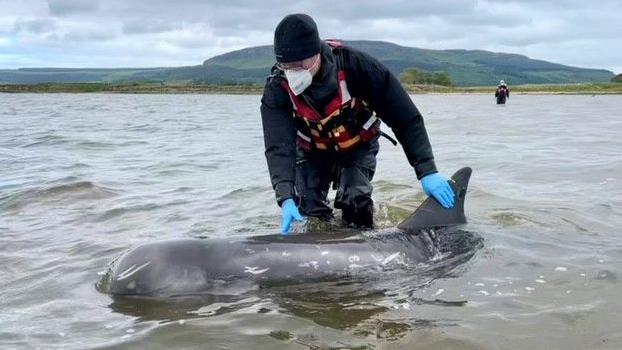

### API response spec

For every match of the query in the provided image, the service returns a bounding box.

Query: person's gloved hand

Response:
[281,198,304,234]
[421,173,455,209]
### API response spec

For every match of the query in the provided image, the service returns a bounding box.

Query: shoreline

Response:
[1,82,621,95]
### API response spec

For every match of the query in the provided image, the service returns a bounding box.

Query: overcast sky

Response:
[1,0,620,73]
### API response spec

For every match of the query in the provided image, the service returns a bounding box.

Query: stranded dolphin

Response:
[98,167,477,297]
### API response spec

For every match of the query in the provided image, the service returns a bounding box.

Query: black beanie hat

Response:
[274,14,321,63]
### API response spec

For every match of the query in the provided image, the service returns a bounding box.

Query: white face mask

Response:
[285,68,313,96]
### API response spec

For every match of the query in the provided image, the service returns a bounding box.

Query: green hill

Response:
[0,40,614,86]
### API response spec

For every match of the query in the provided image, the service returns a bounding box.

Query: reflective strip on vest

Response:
[339,78,351,105]
[320,109,340,125]
[297,130,311,142]
[362,115,378,130]
[337,135,361,150]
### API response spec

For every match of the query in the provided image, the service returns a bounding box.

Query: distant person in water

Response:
[260,14,455,234]
[495,80,510,104]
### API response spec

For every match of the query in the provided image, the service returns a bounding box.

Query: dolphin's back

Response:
[102,231,435,296]
[99,167,473,297]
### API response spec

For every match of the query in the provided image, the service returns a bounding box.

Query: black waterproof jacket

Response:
[261,43,438,205]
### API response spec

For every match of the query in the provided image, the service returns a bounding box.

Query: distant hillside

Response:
[203,41,613,86]
[0,41,614,86]
[0,67,164,84]
[613,73,622,83]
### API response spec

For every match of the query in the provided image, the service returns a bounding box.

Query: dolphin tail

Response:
[397,167,472,232]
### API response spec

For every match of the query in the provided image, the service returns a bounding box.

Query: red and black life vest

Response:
[280,40,380,153]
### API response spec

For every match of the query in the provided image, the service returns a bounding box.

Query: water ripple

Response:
[0,180,118,211]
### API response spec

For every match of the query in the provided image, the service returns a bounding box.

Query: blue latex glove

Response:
[421,173,455,209]
[281,198,304,234]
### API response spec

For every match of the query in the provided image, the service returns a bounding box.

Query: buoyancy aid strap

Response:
[380,131,398,146]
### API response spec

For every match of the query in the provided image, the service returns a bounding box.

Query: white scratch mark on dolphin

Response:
[244,266,270,275]
[370,253,383,262]
[381,252,401,265]
[298,261,319,270]
[348,255,360,263]
[321,251,329,256]
[117,261,151,281]
[282,251,291,257]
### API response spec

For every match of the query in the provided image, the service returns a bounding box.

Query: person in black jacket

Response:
[261,14,455,233]
[495,80,510,104]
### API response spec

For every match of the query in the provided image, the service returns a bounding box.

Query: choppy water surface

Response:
[1,93,621,349]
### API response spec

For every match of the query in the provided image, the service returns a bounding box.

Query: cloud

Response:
[13,18,58,33]
[122,20,177,35]
[0,0,619,72]
[63,30,116,42]
[47,0,99,16]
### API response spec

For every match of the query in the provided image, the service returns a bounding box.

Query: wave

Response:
[74,140,118,150]
[21,134,126,150]
[93,199,189,223]
[217,186,272,200]
[21,134,70,148]
[0,181,118,211]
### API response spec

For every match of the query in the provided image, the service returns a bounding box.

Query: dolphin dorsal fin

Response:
[397,167,472,232]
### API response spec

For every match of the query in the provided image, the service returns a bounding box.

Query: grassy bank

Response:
[0,82,264,94]
[1,82,621,94]
[403,82,622,94]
